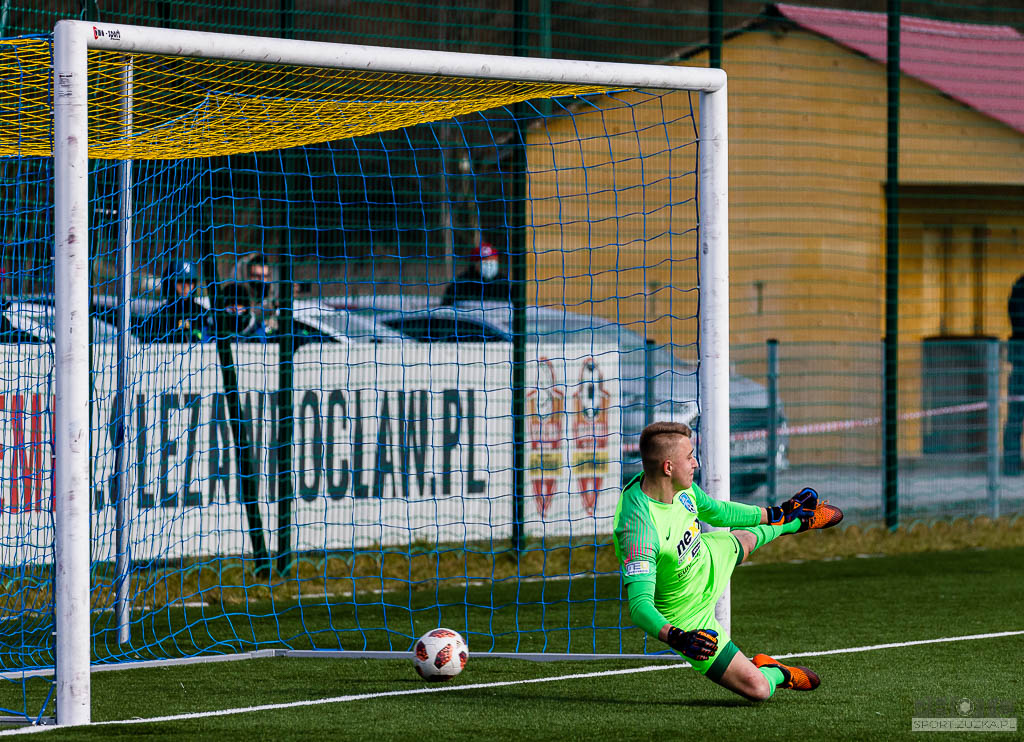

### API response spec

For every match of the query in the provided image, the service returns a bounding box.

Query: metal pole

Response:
[112,57,134,647]
[540,0,551,58]
[883,0,901,531]
[987,339,1000,518]
[276,0,296,576]
[436,0,455,284]
[766,338,778,506]
[79,0,99,22]
[438,138,456,285]
[539,0,551,117]
[0,0,11,38]
[708,0,723,70]
[275,203,296,575]
[510,0,529,552]
[53,19,92,726]
[698,83,729,632]
[197,206,270,579]
[644,339,656,428]
[207,268,271,578]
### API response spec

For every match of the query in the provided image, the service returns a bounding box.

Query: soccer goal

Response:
[0,20,728,725]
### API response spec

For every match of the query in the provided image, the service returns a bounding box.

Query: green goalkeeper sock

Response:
[733,520,801,552]
[759,665,785,698]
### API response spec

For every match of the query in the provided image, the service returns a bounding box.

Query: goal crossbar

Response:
[82,21,726,91]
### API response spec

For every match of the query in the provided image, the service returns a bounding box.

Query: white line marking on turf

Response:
[2,629,1022,735]
[0,664,678,735]
[774,630,1024,660]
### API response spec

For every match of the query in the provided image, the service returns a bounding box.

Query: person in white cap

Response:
[441,241,512,306]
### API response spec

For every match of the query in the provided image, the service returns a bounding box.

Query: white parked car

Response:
[288,300,407,345]
[2,300,125,343]
[375,302,788,495]
[90,295,405,345]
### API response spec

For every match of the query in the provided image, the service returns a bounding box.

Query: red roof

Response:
[775,3,1024,134]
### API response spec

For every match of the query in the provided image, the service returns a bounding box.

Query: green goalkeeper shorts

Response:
[666,531,744,681]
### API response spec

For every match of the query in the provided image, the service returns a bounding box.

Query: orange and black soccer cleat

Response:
[752,653,821,691]
[787,487,844,532]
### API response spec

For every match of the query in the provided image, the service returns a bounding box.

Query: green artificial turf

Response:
[3,546,1021,740]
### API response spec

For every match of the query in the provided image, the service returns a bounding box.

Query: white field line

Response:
[1,629,1022,735]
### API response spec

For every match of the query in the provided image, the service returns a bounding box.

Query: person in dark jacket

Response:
[137,259,211,342]
[1003,274,1024,475]
[231,252,278,333]
[440,241,512,306]
[213,281,269,341]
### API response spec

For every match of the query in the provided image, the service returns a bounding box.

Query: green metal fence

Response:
[2,0,1023,528]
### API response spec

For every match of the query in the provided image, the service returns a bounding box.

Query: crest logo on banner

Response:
[526,358,564,517]
[571,357,611,515]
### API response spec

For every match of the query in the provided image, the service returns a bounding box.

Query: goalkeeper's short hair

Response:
[639,421,693,474]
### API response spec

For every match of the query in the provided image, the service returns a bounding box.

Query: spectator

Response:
[1003,273,1024,476]
[232,252,278,333]
[137,259,211,342]
[214,281,269,341]
[440,241,512,306]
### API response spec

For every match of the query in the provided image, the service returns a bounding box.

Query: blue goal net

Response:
[0,32,743,722]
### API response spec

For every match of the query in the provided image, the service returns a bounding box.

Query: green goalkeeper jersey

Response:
[613,473,761,622]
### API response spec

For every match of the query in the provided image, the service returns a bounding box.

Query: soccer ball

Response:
[413,628,468,681]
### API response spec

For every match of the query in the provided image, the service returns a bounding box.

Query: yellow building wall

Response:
[527,25,1024,465]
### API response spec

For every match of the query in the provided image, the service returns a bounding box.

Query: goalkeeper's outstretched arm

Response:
[625,579,718,661]
[694,486,818,528]
[693,486,763,528]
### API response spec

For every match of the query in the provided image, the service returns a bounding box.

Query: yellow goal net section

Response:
[0,37,606,160]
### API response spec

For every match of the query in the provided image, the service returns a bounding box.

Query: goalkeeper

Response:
[614,421,843,700]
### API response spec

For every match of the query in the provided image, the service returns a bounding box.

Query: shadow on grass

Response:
[461,688,753,708]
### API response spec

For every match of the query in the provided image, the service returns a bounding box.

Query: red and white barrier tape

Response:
[729,398,1023,443]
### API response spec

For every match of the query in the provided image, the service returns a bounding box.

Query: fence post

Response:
[510,0,529,552]
[883,0,901,532]
[645,339,656,428]
[987,338,1000,519]
[766,338,779,506]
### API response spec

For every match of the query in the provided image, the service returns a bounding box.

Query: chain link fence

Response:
[1,0,1022,526]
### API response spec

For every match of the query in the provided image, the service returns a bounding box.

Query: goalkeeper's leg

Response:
[731,520,802,562]
[786,487,845,533]
[732,487,845,561]
[714,651,813,700]
[682,533,820,700]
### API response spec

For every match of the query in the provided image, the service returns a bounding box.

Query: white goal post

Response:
[51,19,728,725]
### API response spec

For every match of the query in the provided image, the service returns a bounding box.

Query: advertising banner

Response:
[0,343,620,561]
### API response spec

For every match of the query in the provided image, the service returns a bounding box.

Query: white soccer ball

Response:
[413,628,468,681]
